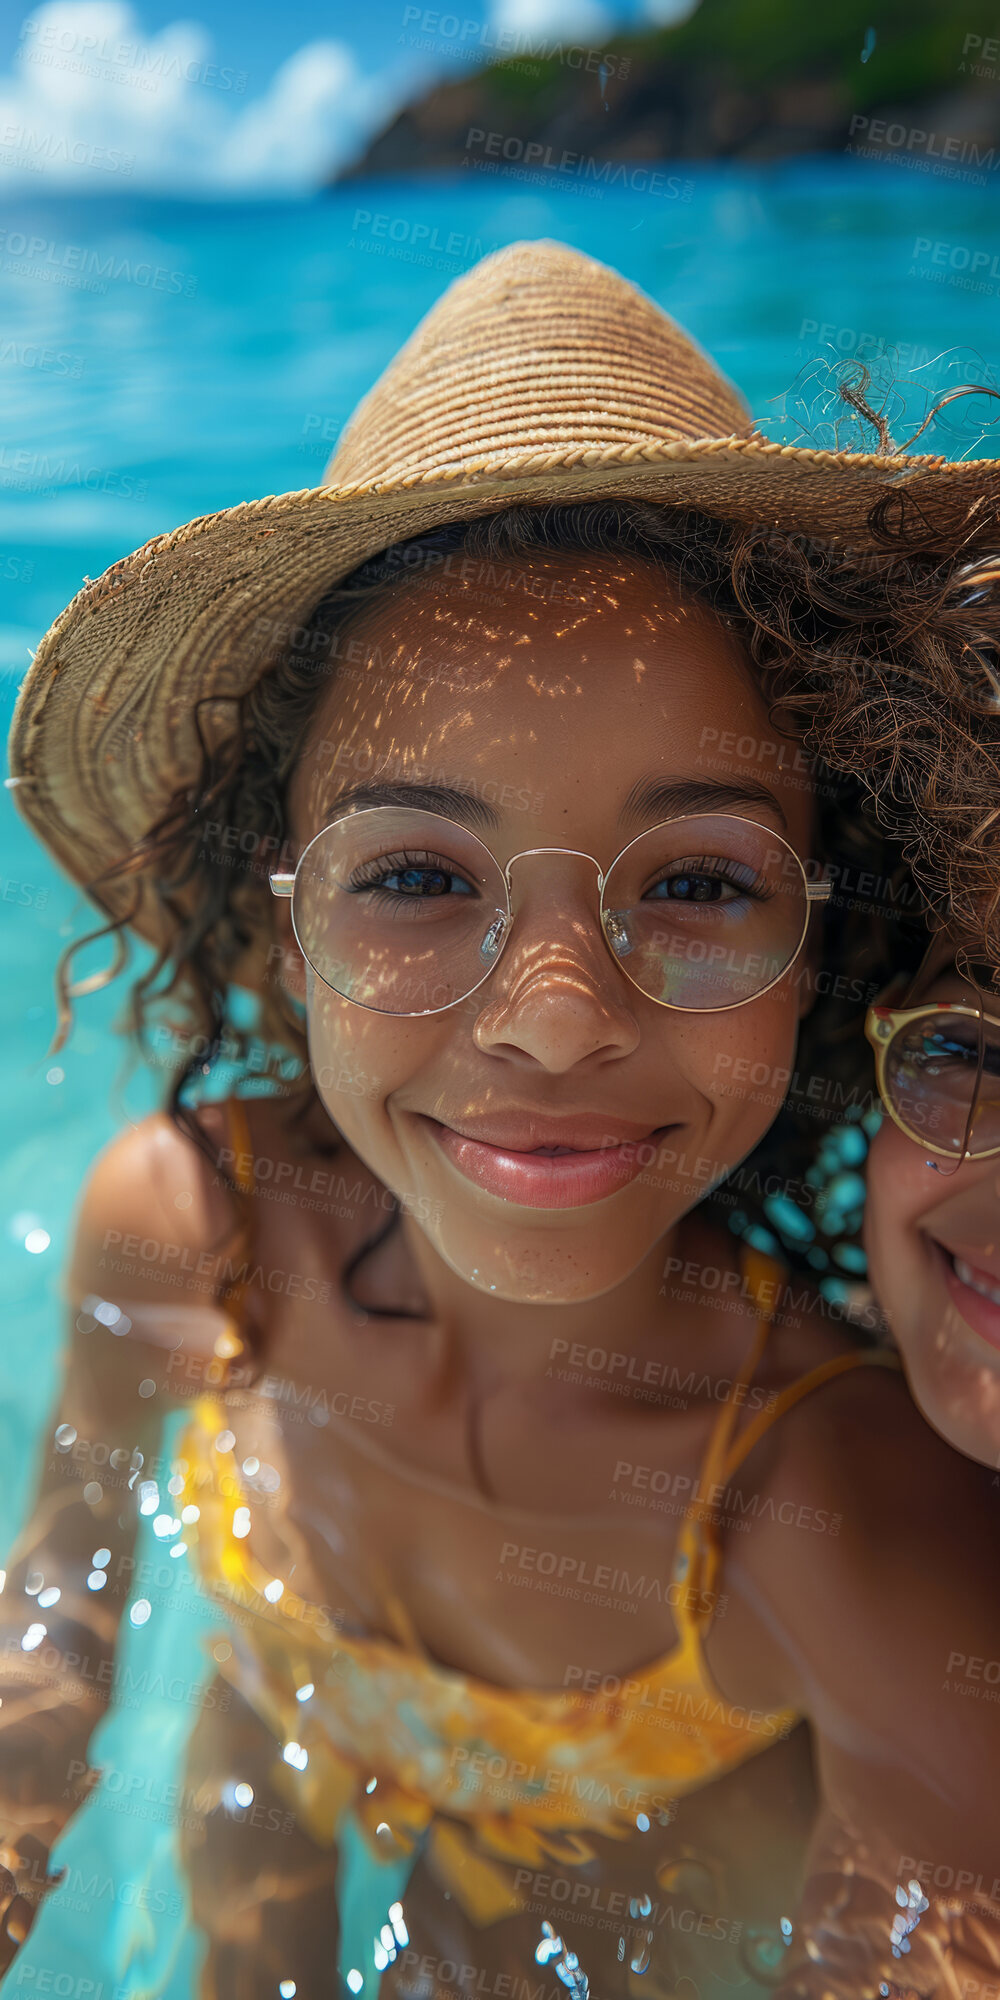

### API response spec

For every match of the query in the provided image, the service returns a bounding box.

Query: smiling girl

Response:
[5,244,1000,2000]
[865,947,1000,1470]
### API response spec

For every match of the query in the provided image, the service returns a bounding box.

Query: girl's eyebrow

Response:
[317,776,790,833]
[619,776,789,832]
[318,780,502,829]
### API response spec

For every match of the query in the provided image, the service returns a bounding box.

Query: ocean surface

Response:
[0,162,998,1994]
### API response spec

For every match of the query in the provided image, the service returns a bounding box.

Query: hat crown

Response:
[325,240,754,490]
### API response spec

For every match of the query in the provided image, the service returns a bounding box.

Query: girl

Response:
[4,242,1000,2000]
[865,943,1000,1470]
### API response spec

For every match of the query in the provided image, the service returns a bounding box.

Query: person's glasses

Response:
[865,1000,1000,1160]
[270,807,830,1017]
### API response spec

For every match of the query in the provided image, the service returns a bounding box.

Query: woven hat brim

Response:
[9,436,1000,993]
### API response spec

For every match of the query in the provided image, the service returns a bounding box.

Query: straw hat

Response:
[8,237,1000,992]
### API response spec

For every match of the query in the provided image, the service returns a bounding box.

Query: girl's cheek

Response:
[306,982,443,1155]
[691,991,802,1122]
[863,1118,925,1292]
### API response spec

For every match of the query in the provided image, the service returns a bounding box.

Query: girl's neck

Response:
[396,1206,743,1401]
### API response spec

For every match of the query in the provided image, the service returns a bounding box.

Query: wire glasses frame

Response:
[865,931,1000,1168]
[270,807,832,1017]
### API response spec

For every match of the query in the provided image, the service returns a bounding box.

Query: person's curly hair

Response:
[50,498,1000,1341]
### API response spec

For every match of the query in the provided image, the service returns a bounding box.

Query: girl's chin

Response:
[440,1246,628,1305]
[912,1366,1000,1470]
[423,1218,644,1305]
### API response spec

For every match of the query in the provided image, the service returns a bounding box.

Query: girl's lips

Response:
[932,1238,1000,1353]
[421,1118,673,1209]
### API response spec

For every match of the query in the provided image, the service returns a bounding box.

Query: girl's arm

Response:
[725,1360,1000,1998]
[0,1110,242,1970]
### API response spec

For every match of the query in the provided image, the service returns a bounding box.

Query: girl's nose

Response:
[471,862,640,1070]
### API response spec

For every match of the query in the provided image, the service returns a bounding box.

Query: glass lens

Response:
[601,815,810,1010]
[884,1009,1000,1155]
[293,808,509,1014]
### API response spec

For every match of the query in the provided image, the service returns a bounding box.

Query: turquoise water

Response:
[1,163,998,1993]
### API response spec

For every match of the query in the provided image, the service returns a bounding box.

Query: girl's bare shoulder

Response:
[68,1092,367,1306]
[70,1096,238,1280]
[67,1098,255,1312]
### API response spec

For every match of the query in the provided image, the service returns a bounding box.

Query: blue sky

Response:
[0,0,695,194]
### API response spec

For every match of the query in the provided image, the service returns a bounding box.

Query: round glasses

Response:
[270,807,830,1018]
[865,1002,1000,1159]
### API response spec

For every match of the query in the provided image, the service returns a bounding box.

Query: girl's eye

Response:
[644,859,764,904]
[348,851,476,898]
[381,866,472,898]
[916,1031,1000,1077]
[649,872,736,904]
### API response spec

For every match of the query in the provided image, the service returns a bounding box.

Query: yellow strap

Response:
[225,1095,256,1195]
[218,1094,429,1652]
[721,1345,902,1484]
[695,1246,784,1495]
[680,1253,899,1639]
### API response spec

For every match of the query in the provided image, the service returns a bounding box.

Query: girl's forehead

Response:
[307,558,772,740]
[293,555,814,841]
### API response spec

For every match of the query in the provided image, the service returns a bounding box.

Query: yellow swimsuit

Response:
[176,1098,901,1980]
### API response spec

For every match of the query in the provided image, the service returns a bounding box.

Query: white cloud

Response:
[215,42,358,188]
[490,0,614,37]
[0,0,370,192]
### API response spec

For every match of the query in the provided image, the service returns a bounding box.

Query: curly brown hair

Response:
[50,498,1000,1323]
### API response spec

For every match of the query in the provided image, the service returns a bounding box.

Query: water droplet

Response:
[234,1783,254,1808]
[24,1228,50,1255]
[129,1599,151,1627]
[21,1622,46,1651]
